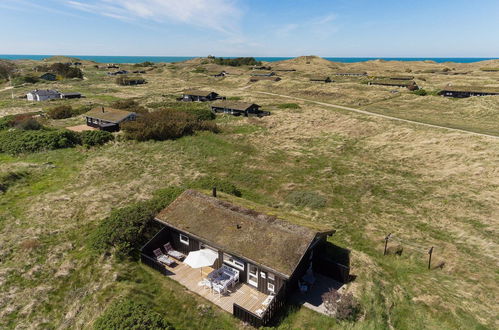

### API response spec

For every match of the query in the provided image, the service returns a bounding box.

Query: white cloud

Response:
[65,0,241,33]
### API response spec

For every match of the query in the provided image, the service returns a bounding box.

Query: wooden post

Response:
[428,247,434,270]
[212,187,217,198]
[384,233,392,256]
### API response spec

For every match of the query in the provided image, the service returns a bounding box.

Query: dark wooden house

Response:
[439,86,499,98]
[368,79,419,90]
[310,76,332,83]
[60,92,82,99]
[141,190,343,327]
[39,72,57,81]
[84,107,136,132]
[249,76,281,82]
[181,90,221,102]
[250,71,276,77]
[211,100,270,117]
[333,71,367,76]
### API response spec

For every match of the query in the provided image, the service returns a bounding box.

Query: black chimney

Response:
[212,187,217,197]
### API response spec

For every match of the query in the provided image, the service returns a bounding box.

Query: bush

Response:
[322,289,360,321]
[49,63,83,79]
[286,190,327,209]
[12,75,39,86]
[134,61,154,67]
[0,129,80,154]
[121,109,218,141]
[79,130,114,147]
[15,118,42,130]
[111,99,148,114]
[89,186,183,258]
[192,67,207,73]
[412,89,428,96]
[94,299,173,330]
[0,60,16,80]
[187,177,242,197]
[278,103,300,109]
[0,113,42,130]
[211,56,262,67]
[47,105,74,119]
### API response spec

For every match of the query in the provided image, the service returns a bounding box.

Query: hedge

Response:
[0,129,81,154]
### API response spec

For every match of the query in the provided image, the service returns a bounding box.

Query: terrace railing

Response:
[232,285,286,327]
[140,253,169,276]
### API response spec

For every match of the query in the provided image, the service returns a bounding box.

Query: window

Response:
[268,273,275,281]
[267,283,275,293]
[179,234,189,245]
[223,253,244,270]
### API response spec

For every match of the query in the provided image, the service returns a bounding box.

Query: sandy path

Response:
[251,90,499,140]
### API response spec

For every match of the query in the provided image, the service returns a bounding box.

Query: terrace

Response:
[141,228,286,327]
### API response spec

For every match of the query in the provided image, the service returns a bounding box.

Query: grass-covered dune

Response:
[0,56,498,329]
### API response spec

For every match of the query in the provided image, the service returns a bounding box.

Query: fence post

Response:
[428,247,434,270]
[384,233,392,255]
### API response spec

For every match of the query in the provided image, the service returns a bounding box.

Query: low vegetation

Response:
[0,170,29,193]
[208,55,262,67]
[79,130,114,147]
[93,299,174,330]
[0,129,80,154]
[285,190,327,209]
[322,289,360,321]
[35,62,83,79]
[278,103,301,109]
[121,109,218,141]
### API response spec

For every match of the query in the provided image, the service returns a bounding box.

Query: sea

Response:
[0,54,497,64]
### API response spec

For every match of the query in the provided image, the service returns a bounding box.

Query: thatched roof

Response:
[440,86,499,94]
[249,76,281,82]
[211,100,258,111]
[182,89,217,97]
[84,107,135,123]
[369,79,417,87]
[155,190,333,277]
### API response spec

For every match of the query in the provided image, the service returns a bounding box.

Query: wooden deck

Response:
[162,260,270,315]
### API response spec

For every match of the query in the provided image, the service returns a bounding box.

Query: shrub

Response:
[0,129,80,154]
[134,61,155,67]
[192,67,207,73]
[122,109,218,141]
[49,63,83,79]
[111,99,148,114]
[322,289,360,321]
[0,60,16,80]
[286,190,327,209]
[89,186,183,259]
[14,117,42,130]
[0,113,42,130]
[188,177,242,197]
[47,105,74,119]
[79,130,114,147]
[94,299,173,330]
[412,89,428,96]
[12,75,39,86]
[212,56,262,67]
[278,103,300,109]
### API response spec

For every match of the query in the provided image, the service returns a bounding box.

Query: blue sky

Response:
[0,0,498,57]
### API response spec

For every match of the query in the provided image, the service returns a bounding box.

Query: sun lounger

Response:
[163,242,186,260]
[153,248,175,266]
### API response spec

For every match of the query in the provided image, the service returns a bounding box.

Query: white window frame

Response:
[223,253,244,270]
[179,233,189,245]
[267,283,275,293]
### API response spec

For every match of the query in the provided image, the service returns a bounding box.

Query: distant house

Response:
[333,71,367,76]
[210,71,228,77]
[375,75,414,80]
[249,76,281,82]
[84,107,137,132]
[141,189,346,327]
[181,90,222,102]
[60,92,82,99]
[274,68,296,72]
[439,86,499,98]
[252,65,272,70]
[116,77,147,86]
[132,70,146,74]
[108,70,129,76]
[250,71,276,77]
[39,73,57,81]
[26,89,61,101]
[107,64,119,69]
[310,76,332,83]
[211,100,270,117]
[368,79,419,90]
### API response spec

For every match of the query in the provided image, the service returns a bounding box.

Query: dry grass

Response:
[0,56,498,329]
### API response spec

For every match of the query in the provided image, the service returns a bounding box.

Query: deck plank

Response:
[161,260,269,314]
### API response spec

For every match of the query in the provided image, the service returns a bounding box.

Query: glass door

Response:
[247,264,258,287]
